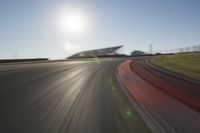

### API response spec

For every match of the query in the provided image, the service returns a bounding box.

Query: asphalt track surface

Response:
[118,58,200,133]
[0,59,152,133]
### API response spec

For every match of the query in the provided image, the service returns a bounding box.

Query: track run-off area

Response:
[0,57,200,133]
[118,57,200,133]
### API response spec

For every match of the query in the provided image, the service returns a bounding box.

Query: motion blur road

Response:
[1,57,200,133]
[0,59,151,133]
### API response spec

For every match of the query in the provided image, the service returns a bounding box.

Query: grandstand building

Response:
[68,45,123,58]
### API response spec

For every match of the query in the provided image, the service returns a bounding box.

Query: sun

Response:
[58,10,87,35]
[64,14,84,33]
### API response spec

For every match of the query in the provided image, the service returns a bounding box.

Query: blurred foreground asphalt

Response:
[0,59,151,133]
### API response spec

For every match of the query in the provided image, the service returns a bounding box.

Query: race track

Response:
[1,57,200,133]
[0,59,151,133]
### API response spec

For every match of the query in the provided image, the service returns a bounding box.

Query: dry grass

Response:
[151,53,200,80]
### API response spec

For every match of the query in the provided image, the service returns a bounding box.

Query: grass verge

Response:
[151,53,200,80]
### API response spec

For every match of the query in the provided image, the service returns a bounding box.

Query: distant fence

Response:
[0,58,48,63]
[152,44,200,54]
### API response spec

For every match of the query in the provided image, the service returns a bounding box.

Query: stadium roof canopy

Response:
[68,45,123,58]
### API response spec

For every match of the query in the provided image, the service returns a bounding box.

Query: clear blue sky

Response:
[0,0,200,59]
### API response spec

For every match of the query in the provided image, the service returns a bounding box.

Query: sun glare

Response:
[65,14,84,32]
[62,41,82,52]
[55,8,90,53]
[58,10,88,35]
